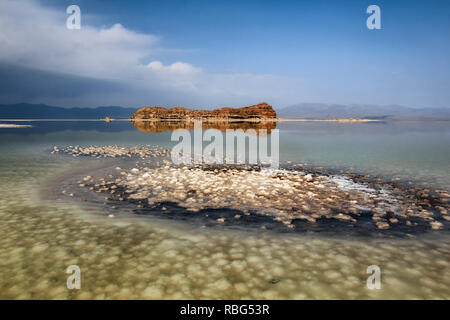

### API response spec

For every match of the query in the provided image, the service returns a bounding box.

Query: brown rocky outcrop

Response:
[131,103,277,121]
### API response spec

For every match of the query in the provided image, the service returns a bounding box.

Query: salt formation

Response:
[83,164,448,231]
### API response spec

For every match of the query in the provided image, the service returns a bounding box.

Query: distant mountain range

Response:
[1,102,449,120]
[277,103,450,120]
[0,103,138,119]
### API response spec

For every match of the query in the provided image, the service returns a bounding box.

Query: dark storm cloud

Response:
[0,62,125,105]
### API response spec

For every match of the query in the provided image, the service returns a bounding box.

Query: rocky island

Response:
[130,102,278,133]
[131,102,277,121]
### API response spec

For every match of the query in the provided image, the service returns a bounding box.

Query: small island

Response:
[130,103,277,133]
[131,102,277,122]
[102,116,114,122]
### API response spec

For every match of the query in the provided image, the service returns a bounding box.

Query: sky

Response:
[0,0,449,109]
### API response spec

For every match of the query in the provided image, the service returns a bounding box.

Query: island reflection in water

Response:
[131,119,277,134]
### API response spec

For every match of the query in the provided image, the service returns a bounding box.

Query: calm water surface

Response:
[0,120,448,299]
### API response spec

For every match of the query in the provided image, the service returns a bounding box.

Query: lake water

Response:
[0,120,448,299]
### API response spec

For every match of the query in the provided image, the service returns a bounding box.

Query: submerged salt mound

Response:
[52,145,170,159]
[80,164,449,232]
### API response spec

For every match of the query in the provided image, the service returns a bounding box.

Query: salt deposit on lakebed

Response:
[51,145,170,158]
[54,145,449,234]
[1,144,449,299]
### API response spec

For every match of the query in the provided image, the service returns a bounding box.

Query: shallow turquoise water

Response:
[2,120,449,188]
[0,120,448,299]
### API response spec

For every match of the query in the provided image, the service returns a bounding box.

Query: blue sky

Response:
[1,0,449,108]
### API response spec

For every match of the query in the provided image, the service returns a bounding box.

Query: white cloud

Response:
[145,61,201,75]
[0,0,305,107]
[0,0,157,80]
[141,61,202,92]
